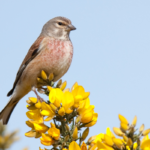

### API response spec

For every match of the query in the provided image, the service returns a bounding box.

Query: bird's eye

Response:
[58,22,63,25]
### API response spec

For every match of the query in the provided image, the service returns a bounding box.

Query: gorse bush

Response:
[25,71,150,150]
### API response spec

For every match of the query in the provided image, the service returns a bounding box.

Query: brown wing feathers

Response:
[7,36,44,96]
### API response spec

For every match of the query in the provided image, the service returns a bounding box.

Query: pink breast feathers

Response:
[40,39,73,73]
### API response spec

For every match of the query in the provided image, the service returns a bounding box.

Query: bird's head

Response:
[41,16,76,40]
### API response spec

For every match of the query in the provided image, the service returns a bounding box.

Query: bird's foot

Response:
[32,87,45,102]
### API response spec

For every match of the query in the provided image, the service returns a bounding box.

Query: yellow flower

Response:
[71,84,90,108]
[103,134,114,146]
[142,135,149,143]
[25,130,37,138]
[77,98,95,124]
[26,109,43,123]
[133,142,138,150]
[97,140,114,150]
[112,138,124,148]
[74,95,83,108]
[142,129,150,136]
[35,101,42,109]
[85,113,98,127]
[40,133,54,146]
[79,105,94,123]
[48,123,60,140]
[60,81,67,90]
[49,88,64,107]
[81,142,87,150]
[88,135,97,143]
[131,116,137,127]
[58,107,65,116]
[29,97,37,103]
[72,85,90,100]
[113,127,124,137]
[92,133,104,144]
[33,123,48,133]
[71,82,78,91]
[41,70,47,80]
[41,102,55,121]
[62,91,74,114]
[106,128,115,138]
[48,73,54,81]
[120,122,129,131]
[77,98,90,114]
[72,127,78,140]
[69,141,81,150]
[118,114,129,125]
[92,128,115,150]
[25,121,42,138]
[141,135,150,150]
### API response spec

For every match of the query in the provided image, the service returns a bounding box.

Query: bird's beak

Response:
[67,24,76,31]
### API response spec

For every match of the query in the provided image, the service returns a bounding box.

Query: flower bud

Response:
[26,99,32,104]
[56,79,62,87]
[120,123,129,131]
[118,114,128,125]
[58,107,65,116]
[25,131,36,137]
[50,104,57,112]
[106,128,115,138]
[123,135,128,142]
[27,105,37,110]
[83,92,90,100]
[37,78,45,83]
[112,138,123,147]
[104,134,114,146]
[41,70,47,80]
[139,124,145,133]
[81,128,89,141]
[26,121,34,128]
[75,116,81,124]
[64,135,69,142]
[81,142,87,150]
[113,127,124,136]
[133,142,138,150]
[127,138,132,147]
[131,116,137,127]
[72,127,78,140]
[142,128,150,136]
[29,97,37,103]
[63,88,70,92]
[71,82,78,91]
[35,101,41,109]
[60,81,67,90]
[48,73,54,81]
[65,124,70,132]
[47,86,53,92]
[87,135,96,144]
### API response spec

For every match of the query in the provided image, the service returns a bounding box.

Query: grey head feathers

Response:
[41,16,76,41]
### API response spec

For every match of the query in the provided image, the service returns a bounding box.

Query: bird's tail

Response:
[0,96,19,125]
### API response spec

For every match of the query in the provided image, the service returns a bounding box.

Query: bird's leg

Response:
[32,87,45,102]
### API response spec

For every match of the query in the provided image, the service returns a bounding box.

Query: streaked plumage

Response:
[0,16,76,124]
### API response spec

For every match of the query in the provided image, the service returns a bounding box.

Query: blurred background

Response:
[0,1,150,149]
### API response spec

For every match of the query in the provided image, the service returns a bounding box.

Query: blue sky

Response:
[0,1,150,150]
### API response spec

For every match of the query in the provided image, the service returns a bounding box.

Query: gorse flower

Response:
[25,71,150,150]
[88,114,150,150]
[25,71,98,150]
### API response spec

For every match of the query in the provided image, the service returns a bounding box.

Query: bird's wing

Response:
[7,36,45,96]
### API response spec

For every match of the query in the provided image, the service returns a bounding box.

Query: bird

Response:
[0,16,76,124]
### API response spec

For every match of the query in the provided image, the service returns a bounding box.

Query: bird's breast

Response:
[39,38,73,80]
